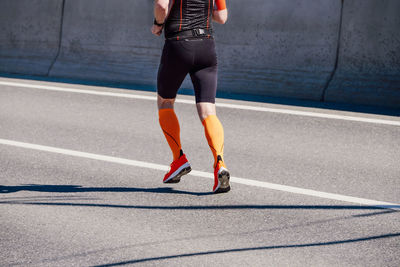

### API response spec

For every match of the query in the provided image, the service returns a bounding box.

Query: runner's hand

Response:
[151,25,163,36]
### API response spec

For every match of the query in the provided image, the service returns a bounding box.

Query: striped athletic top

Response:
[164,0,227,38]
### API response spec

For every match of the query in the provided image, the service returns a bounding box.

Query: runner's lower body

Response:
[157,37,230,193]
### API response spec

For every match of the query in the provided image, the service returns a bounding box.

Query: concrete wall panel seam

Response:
[47,0,66,76]
[321,0,344,102]
[2,0,398,108]
[0,0,64,75]
[325,0,400,108]
[49,0,341,102]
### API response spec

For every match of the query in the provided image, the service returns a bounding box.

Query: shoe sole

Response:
[163,166,192,184]
[214,169,231,194]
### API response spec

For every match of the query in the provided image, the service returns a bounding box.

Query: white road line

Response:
[1,80,399,127]
[0,81,158,101]
[1,138,399,209]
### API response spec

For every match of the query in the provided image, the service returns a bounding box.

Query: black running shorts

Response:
[157,38,218,103]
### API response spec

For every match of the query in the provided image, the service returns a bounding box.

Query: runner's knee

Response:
[197,102,216,121]
[158,94,176,110]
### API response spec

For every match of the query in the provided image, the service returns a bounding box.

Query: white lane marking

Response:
[0,81,157,101]
[1,138,399,209]
[1,80,399,127]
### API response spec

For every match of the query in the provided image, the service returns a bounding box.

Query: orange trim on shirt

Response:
[177,0,182,40]
[179,0,183,31]
[206,0,211,29]
[215,0,226,11]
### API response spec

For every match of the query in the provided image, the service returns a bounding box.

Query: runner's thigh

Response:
[190,39,218,103]
[157,40,192,99]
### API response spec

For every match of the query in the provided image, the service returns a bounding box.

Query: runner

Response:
[151,0,230,193]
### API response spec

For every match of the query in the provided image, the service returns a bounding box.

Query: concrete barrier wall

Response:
[50,0,164,85]
[1,0,399,108]
[50,0,341,101]
[213,0,341,100]
[325,0,400,108]
[0,0,63,75]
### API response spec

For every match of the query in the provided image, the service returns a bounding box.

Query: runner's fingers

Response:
[151,25,163,36]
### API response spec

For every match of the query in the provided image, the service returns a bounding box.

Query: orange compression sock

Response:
[159,109,182,161]
[202,115,225,167]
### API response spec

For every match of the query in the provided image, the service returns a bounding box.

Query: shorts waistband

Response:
[166,28,213,40]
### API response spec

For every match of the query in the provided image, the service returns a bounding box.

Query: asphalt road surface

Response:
[1,77,399,266]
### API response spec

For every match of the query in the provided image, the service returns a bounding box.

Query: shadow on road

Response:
[2,185,399,265]
[92,233,400,266]
[2,196,397,266]
[0,184,213,196]
[1,201,399,211]
[1,184,399,210]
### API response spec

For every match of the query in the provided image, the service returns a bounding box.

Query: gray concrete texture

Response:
[213,0,340,100]
[325,0,400,108]
[50,0,164,85]
[0,0,63,75]
[0,0,399,108]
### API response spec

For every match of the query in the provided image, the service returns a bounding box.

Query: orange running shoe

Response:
[213,156,231,193]
[163,154,191,183]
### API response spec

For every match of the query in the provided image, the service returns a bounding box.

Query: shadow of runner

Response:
[1,200,399,211]
[0,184,213,196]
[2,199,397,266]
[2,185,399,209]
[93,233,400,266]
